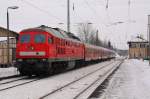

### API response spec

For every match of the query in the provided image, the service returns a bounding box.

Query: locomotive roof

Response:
[21,25,65,39]
[52,28,81,41]
[21,25,81,42]
[38,25,65,38]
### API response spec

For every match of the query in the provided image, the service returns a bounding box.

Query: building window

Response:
[140,44,145,48]
[130,43,136,48]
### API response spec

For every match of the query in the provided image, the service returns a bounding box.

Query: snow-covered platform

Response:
[100,59,150,99]
[0,67,18,78]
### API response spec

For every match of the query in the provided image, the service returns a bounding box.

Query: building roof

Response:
[128,37,148,43]
[0,26,19,37]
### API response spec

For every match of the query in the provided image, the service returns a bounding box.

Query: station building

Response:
[0,26,18,67]
[128,38,149,59]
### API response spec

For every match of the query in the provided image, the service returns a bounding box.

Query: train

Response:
[16,25,116,76]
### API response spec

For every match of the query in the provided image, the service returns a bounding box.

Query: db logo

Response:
[29,46,34,50]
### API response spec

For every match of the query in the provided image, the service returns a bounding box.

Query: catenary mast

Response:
[67,0,70,33]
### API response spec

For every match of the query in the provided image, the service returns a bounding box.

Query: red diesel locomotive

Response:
[16,25,115,75]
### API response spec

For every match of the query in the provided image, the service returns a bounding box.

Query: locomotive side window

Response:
[20,34,30,43]
[35,34,45,43]
[48,37,53,43]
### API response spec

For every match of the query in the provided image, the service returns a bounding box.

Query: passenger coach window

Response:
[20,34,30,43]
[35,34,45,43]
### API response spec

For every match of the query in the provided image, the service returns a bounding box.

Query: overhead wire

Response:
[83,0,114,28]
[83,0,104,35]
[105,0,115,46]
[84,0,115,42]
[105,0,112,26]
[126,0,131,40]
[71,1,85,23]
[20,0,65,22]
[84,0,103,23]
[106,0,109,9]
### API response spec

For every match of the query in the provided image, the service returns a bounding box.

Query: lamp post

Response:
[7,6,18,66]
[148,15,150,65]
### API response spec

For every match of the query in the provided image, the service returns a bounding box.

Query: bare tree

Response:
[77,22,95,43]
[77,22,114,49]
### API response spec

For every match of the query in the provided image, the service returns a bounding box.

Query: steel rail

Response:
[74,60,124,99]
[0,77,40,92]
[39,60,117,99]
[0,76,28,85]
[0,75,20,81]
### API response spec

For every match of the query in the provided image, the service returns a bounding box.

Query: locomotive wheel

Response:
[46,63,54,75]
[19,68,28,76]
[67,61,76,70]
[19,70,26,76]
[52,62,66,74]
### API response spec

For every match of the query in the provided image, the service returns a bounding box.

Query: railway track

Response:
[74,62,122,99]
[80,60,124,99]
[0,61,111,93]
[39,59,123,99]
[0,61,112,94]
[0,75,20,81]
[0,76,27,85]
[0,61,113,92]
[0,76,40,92]
[0,59,122,99]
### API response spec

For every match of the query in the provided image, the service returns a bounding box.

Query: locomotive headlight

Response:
[18,59,23,62]
[42,58,46,61]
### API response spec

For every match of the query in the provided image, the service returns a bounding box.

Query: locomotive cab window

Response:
[20,34,30,43]
[34,34,45,43]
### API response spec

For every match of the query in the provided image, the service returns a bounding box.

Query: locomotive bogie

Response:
[17,58,51,75]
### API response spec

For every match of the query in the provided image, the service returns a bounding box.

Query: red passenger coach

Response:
[84,44,115,61]
[84,44,102,61]
[16,25,84,75]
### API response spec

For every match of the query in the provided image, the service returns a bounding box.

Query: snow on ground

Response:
[103,59,150,99]
[0,60,115,99]
[0,67,18,78]
[1,59,150,99]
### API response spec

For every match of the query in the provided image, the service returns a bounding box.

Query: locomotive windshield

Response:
[20,34,30,43]
[34,34,45,43]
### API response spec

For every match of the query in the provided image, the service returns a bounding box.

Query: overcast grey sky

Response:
[0,0,150,49]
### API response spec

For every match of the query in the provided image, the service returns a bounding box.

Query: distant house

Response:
[128,38,149,59]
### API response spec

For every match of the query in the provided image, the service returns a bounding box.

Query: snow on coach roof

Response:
[85,43,115,53]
